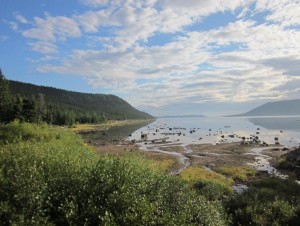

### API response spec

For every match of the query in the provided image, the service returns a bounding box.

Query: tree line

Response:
[0,69,152,126]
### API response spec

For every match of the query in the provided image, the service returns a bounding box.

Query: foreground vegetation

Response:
[0,122,227,225]
[1,122,300,225]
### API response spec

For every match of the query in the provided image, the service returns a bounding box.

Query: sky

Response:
[0,0,300,116]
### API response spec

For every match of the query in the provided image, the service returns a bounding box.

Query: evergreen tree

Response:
[0,70,11,123]
[22,97,38,123]
[8,95,23,121]
[37,93,46,122]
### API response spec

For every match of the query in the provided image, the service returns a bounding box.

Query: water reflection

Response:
[248,117,300,131]
[129,117,300,148]
[80,121,153,141]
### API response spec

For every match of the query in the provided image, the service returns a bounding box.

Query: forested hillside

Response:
[0,72,153,125]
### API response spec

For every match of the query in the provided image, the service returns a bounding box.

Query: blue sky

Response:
[1,0,300,116]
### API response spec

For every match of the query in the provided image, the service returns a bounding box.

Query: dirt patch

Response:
[158,145,186,153]
[188,142,250,155]
[187,153,256,169]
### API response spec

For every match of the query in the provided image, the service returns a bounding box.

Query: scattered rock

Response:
[257,170,269,175]
[141,133,148,140]
[207,163,215,168]
[272,148,281,151]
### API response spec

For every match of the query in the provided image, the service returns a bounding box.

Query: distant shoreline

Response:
[157,115,206,118]
[224,115,300,118]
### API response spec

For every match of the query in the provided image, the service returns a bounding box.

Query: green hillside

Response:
[0,72,153,125]
[9,80,153,120]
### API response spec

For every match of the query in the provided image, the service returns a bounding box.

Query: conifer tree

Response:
[22,97,38,123]
[0,69,11,122]
[8,95,23,121]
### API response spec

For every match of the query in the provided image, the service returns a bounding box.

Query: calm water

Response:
[80,121,152,141]
[129,117,300,148]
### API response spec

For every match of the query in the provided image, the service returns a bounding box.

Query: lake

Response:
[128,116,300,148]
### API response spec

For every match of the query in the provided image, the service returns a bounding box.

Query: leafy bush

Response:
[194,180,233,201]
[0,121,63,144]
[0,123,229,225]
[226,177,300,225]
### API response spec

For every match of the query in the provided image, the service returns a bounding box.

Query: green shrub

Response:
[194,180,233,201]
[0,121,62,144]
[0,122,229,225]
[226,177,300,225]
[251,177,300,200]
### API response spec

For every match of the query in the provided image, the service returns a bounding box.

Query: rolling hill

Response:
[8,80,153,121]
[227,99,300,117]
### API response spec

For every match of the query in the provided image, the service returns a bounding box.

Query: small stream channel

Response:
[246,147,289,179]
[138,143,190,175]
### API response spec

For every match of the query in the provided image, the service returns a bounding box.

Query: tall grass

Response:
[216,165,256,181]
[180,166,234,189]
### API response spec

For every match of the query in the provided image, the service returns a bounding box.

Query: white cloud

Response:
[15,13,28,24]
[38,14,300,107]
[75,0,258,52]
[0,35,9,41]
[255,0,300,27]
[29,41,58,53]
[9,22,19,31]
[20,15,82,53]
[80,0,110,7]
[22,15,81,42]
[16,0,300,113]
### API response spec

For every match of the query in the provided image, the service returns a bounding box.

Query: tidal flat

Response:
[78,116,300,187]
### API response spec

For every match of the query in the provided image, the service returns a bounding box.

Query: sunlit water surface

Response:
[128,117,300,148]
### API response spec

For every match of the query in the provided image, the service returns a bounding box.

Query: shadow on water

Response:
[248,117,300,131]
[79,121,152,141]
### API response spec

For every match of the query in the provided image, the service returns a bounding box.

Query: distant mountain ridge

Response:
[227,99,300,117]
[9,80,153,120]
